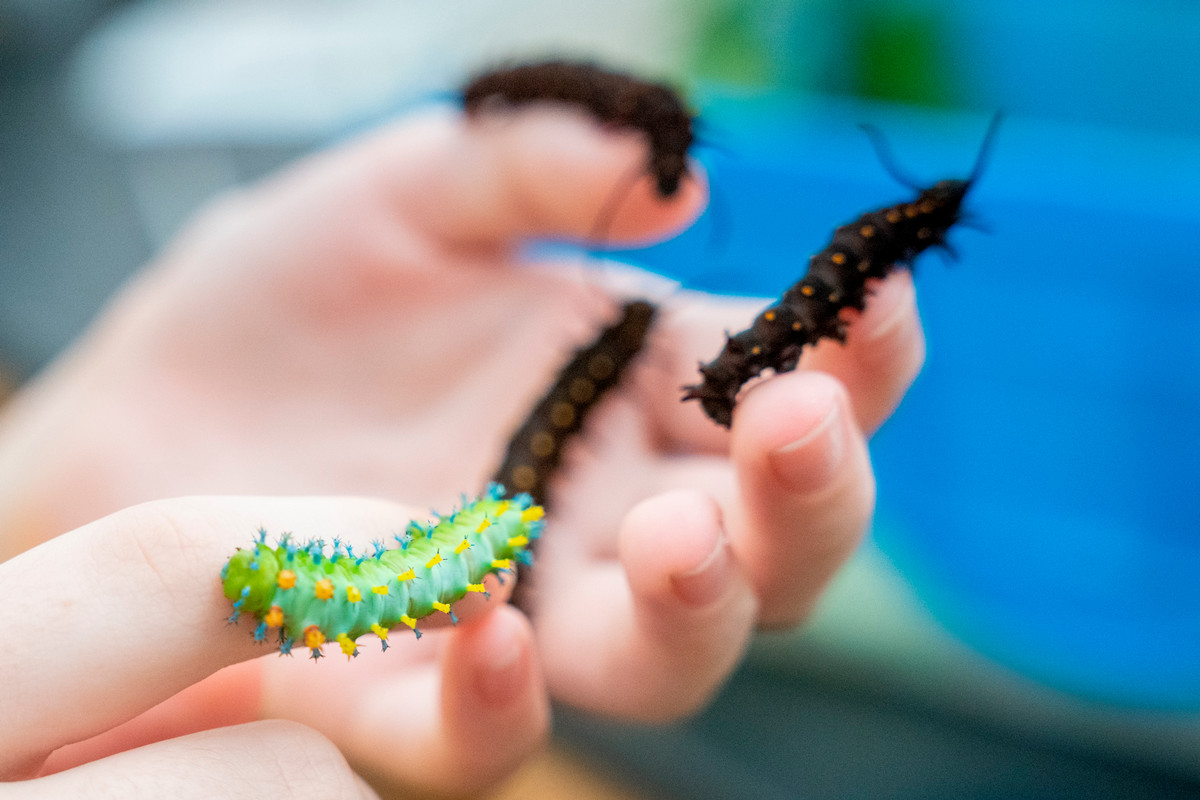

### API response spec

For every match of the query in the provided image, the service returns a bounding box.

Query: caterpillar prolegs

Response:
[221,486,544,659]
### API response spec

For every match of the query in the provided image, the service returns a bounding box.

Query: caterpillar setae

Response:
[462,59,694,198]
[491,299,657,507]
[683,116,1001,428]
[221,485,544,659]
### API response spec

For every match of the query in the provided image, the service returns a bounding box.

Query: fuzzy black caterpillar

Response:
[491,300,657,506]
[683,116,1000,427]
[463,59,693,198]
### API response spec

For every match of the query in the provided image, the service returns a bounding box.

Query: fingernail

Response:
[864,277,915,342]
[768,402,845,493]
[476,637,525,706]
[670,531,732,608]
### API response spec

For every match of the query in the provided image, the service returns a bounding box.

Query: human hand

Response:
[0,496,548,797]
[0,100,923,748]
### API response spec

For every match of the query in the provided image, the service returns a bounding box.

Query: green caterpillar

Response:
[221,485,544,659]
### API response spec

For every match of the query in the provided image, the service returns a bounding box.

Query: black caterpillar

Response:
[462,59,694,198]
[683,116,1001,427]
[491,300,658,506]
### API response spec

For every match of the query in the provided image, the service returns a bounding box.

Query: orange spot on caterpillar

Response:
[511,465,537,490]
[277,570,296,590]
[265,605,284,627]
[304,625,325,649]
[831,252,846,265]
[764,310,776,321]
[568,377,595,403]
[314,579,334,600]
[886,209,902,223]
[530,431,556,458]
[904,204,919,218]
[587,353,615,380]
[860,225,875,237]
[550,402,576,428]
[800,284,815,297]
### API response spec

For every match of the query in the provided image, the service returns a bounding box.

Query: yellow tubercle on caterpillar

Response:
[371,585,389,595]
[507,535,529,548]
[265,605,284,627]
[432,601,452,614]
[277,570,296,590]
[521,507,544,522]
[370,623,388,641]
[425,553,443,569]
[400,615,418,630]
[467,583,487,593]
[397,568,416,582]
[491,559,512,570]
[336,633,358,658]
[346,585,362,603]
[314,578,334,600]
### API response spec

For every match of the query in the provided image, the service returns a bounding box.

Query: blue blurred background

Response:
[3,0,1199,797]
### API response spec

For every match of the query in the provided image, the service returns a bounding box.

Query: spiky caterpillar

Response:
[683,118,1001,427]
[491,299,658,506]
[221,486,544,659]
[462,59,694,197]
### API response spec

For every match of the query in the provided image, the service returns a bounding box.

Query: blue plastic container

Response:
[614,92,1200,708]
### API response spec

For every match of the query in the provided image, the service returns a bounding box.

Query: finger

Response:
[467,105,708,243]
[37,660,263,776]
[727,370,875,628]
[259,604,549,797]
[15,721,378,800]
[217,106,706,260]
[799,270,926,434]
[535,490,757,721]
[646,270,924,449]
[0,495,495,778]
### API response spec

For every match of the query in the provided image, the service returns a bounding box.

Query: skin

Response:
[0,104,925,796]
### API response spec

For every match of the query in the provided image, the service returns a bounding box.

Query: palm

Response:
[6,109,694,546]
